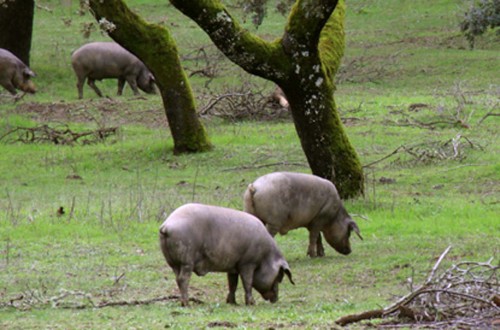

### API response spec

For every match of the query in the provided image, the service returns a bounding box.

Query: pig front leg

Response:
[175,264,193,307]
[117,78,126,96]
[226,272,239,304]
[239,265,256,305]
[3,81,18,95]
[316,234,325,257]
[125,76,140,95]
[87,79,103,97]
[307,228,321,258]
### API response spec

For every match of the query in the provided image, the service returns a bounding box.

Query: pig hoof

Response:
[226,296,237,304]
[307,251,317,258]
[245,297,255,305]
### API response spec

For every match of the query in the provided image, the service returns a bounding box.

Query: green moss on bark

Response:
[89,0,212,154]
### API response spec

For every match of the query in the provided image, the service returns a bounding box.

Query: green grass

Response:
[1,0,499,329]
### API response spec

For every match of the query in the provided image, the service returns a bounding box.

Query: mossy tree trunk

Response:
[169,0,363,198]
[88,0,212,154]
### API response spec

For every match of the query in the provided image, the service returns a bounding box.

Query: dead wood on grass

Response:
[1,289,204,310]
[336,246,499,328]
[0,124,118,145]
[363,134,482,167]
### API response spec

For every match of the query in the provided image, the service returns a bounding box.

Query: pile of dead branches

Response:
[364,134,481,168]
[0,124,118,145]
[198,83,290,121]
[336,246,499,328]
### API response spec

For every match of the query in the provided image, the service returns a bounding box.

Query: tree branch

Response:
[283,0,339,53]
[168,0,285,80]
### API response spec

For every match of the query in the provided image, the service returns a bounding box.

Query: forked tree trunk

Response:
[169,0,363,198]
[0,0,34,66]
[88,0,212,154]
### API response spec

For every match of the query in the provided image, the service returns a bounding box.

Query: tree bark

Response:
[0,0,34,66]
[88,0,212,154]
[169,0,363,198]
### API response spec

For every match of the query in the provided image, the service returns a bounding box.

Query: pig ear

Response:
[278,266,295,285]
[23,68,36,78]
[349,221,363,240]
[149,73,155,82]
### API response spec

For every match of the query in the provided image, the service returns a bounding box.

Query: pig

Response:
[244,172,362,258]
[0,48,36,95]
[159,203,294,306]
[71,42,156,99]
[271,86,289,108]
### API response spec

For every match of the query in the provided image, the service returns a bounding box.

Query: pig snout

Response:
[260,290,278,303]
[19,80,36,94]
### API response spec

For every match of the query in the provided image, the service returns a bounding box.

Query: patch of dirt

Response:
[12,99,168,129]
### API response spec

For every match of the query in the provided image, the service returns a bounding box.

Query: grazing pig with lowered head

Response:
[159,203,294,306]
[71,42,156,99]
[0,48,36,95]
[244,172,362,258]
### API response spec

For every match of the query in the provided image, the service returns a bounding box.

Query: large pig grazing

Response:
[0,48,36,95]
[159,203,294,306]
[71,42,156,99]
[244,172,362,258]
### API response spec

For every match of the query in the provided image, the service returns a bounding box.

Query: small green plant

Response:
[460,0,500,48]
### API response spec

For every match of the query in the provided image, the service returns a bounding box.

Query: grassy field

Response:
[1,0,499,329]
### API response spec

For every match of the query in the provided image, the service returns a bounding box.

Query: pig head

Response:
[159,203,294,306]
[244,172,362,257]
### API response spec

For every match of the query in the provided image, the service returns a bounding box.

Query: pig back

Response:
[159,203,278,272]
[248,172,339,231]
[71,42,144,79]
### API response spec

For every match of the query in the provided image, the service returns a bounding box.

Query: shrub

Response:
[460,0,500,48]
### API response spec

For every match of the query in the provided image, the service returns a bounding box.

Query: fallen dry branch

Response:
[222,161,307,172]
[336,246,499,328]
[0,124,118,145]
[363,134,481,167]
[1,289,203,311]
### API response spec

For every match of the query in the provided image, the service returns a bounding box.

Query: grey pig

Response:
[159,203,294,306]
[244,172,362,257]
[71,42,156,99]
[0,48,36,95]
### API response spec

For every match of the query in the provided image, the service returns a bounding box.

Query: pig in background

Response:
[71,42,156,99]
[244,172,362,258]
[159,203,294,306]
[0,48,36,96]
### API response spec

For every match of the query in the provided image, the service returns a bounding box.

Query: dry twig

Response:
[336,246,499,328]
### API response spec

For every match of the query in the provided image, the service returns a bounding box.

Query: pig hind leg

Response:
[74,73,87,99]
[226,273,239,304]
[174,264,193,307]
[87,78,103,97]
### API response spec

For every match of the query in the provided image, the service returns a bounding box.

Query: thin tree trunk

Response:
[0,0,34,66]
[169,0,363,198]
[88,0,212,154]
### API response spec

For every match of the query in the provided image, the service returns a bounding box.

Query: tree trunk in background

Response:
[169,0,363,198]
[0,0,35,66]
[88,0,212,154]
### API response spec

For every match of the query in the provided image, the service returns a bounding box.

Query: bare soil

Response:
[11,98,168,129]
